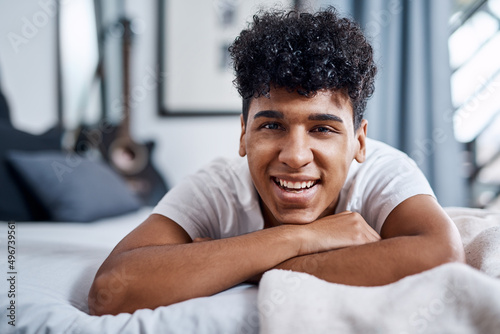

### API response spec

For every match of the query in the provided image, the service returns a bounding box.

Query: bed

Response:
[1,206,500,334]
[0,207,260,334]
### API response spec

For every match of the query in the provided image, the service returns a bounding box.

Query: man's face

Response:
[239,87,367,226]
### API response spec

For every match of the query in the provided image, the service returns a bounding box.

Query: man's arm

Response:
[273,194,465,285]
[88,211,379,315]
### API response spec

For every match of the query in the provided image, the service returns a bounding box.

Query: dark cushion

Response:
[6,150,142,222]
[0,123,63,221]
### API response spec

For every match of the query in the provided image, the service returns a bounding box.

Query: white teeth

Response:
[276,178,316,190]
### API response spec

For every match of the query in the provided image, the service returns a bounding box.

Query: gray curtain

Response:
[314,0,467,207]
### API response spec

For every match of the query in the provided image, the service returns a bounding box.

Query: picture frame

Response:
[157,0,295,116]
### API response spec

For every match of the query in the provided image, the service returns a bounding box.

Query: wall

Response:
[0,0,242,187]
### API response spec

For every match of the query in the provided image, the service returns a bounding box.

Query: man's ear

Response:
[354,119,368,163]
[239,114,247,157]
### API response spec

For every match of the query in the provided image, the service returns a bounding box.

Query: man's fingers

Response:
[338,211,380,240]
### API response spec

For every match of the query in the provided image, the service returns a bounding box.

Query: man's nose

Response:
[278,129,313,169]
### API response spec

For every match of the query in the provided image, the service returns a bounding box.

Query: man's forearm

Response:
[89,225,302,315]
[273,234,463,286]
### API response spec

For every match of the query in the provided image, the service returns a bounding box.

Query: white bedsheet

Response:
[0,208,259,334]
[0,207,499,334]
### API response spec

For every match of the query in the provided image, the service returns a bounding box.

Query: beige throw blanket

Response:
[258,207,500,334]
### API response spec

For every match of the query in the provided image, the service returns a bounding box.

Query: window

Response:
[449,0,500,208]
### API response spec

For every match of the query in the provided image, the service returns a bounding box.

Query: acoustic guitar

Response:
[74,17,168,206]
[108,17,168,205]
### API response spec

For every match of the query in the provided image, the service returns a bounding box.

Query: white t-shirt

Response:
[152,138,435,238]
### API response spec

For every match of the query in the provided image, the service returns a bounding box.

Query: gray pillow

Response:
[6,150,141,222]
[0,124,63,221]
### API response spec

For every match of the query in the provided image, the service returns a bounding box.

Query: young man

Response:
[88,7,464,316]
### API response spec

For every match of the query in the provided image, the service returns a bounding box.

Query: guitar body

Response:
[121,140,168,206]
[74,124,169,206]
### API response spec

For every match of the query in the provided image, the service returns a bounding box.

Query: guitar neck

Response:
[120,17,132,139]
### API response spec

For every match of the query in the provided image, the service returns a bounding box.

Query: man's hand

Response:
[193,211,380,254]
[273,195,465,286]
[192,212,380,285]
[295,211,381,255]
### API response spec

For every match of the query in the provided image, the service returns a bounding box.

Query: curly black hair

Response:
[229,6,377,129]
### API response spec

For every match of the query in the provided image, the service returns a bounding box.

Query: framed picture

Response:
[157,0,295,116]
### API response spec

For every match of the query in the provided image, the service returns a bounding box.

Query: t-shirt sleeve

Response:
[344,141,436,234]
[151,157,262,240]
[151,159,231,240]
[366,155,435,233]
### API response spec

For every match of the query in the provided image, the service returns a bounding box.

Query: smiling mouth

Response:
[273,177,319,192]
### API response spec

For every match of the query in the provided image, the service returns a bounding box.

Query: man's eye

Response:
[312,126,334,133]
[262,123,282,130]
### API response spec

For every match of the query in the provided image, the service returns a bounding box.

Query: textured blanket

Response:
[258,207,500,334]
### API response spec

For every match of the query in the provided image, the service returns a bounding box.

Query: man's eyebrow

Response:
[253,110,284,119]
[308,113,344,123]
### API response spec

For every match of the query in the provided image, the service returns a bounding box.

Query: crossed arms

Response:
[88,194,464,315]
